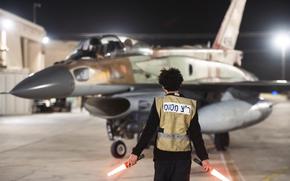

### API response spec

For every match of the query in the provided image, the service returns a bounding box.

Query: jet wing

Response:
[129,81,290,93]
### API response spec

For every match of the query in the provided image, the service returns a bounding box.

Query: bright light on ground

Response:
[274,32,290,49]
[42,36,50,44]
[1,19,14,30]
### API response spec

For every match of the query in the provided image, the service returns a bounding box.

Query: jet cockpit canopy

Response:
[67,35,125,60]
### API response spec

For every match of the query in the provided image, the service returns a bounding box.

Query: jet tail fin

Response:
[212,0,247,49]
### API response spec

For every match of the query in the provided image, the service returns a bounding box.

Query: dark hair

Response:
[158,68,184,91]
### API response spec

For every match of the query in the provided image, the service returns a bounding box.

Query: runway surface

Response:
[0,101,289,181]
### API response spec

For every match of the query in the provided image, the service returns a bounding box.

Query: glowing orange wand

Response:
[107,154,145,177]
[193,158,231,181]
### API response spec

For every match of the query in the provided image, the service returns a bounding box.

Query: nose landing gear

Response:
[111,140,127,158]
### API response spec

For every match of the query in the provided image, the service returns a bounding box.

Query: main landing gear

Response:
[214,132,230,151]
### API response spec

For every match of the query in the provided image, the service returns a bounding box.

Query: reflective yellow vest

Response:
[155,95,197,152]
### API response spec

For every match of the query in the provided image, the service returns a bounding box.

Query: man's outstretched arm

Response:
[127,100,159,166]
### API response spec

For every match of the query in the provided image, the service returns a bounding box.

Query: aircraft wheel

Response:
[224,132,230,147]
[214,132,229,151]
[111,140,127,158]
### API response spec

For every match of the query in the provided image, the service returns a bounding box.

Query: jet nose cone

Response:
[10,66,74,99]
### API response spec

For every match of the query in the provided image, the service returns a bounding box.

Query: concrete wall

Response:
[0,9,45,71]
[0,9,46,115]
[0,69,32,115]
[45,40,78,67]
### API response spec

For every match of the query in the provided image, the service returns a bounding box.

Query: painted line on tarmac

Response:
[221,151,246,181]
[207,134,245,181]
[219,152,234,181]
[262,166,289,181]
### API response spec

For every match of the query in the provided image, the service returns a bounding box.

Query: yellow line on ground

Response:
[262,167,289,181]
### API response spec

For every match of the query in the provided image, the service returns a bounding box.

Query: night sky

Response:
[1,0,290,80]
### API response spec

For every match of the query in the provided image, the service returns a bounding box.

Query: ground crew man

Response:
[127,68,212,181]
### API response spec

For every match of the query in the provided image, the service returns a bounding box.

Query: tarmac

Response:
[0,100,289,181]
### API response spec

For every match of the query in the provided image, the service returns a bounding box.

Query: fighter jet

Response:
[9,0,290,158]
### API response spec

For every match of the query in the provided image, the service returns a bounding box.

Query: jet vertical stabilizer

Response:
[213,0,247,49]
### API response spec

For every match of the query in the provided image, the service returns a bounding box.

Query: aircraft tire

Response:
[224,132,230,147]
[214,132,229,151]
[111,140,127,158]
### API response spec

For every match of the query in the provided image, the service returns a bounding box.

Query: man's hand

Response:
[126,154,138,167]
[202,159,212,172]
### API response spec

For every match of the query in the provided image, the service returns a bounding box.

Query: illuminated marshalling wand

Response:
[193,158,231,181]
[107,154,145,177]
